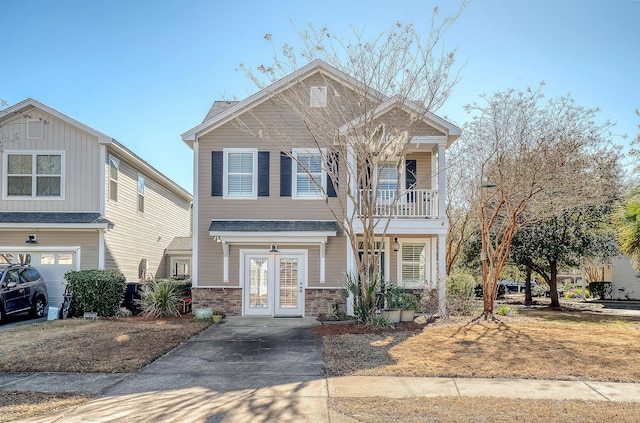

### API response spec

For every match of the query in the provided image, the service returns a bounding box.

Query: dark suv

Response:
[0,264,48,322]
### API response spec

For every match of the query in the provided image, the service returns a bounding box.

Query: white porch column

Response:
[222,241,229,283]
[320,241,326,283]
[345,139,357,315]
[437,233,447,317]
[437,142,446,219]
[346,236,356,315]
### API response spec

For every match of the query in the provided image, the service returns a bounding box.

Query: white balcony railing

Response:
[357,189,439,218]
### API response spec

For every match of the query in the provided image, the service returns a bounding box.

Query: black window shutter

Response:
[258,151,270,197]
[326,152,338,197]
[211,151,223,196]
[280,152,291,197]
[405,159,417,203]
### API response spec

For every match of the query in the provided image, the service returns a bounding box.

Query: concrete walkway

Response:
[3,316,640,422]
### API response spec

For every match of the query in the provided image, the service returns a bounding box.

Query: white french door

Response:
[243,252,305,316]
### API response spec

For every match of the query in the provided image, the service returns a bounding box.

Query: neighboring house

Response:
[181,60,460,317]
[0,98,192,308]
[587,256,640,300]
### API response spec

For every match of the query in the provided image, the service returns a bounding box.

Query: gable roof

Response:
[182,59,461,148]
[1,98,192,201]
[181,59,382,146]
[339,94,462,147]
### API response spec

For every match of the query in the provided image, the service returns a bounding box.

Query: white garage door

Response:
[0,250,79,309]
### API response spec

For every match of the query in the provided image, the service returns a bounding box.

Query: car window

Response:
[20,268,41,282]
[5,270,21,285]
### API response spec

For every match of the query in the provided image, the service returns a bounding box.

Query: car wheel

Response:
[31,297,46,318]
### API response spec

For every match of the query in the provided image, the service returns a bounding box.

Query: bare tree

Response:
[235,5,467,320]
[457,84,622,318]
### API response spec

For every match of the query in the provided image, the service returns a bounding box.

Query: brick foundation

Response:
[191,287,242,316]
[191,287,348,317]
[305,289,347,316]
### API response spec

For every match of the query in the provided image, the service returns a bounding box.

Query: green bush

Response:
[342,272,381,325]
[398,292,420,311]
[496,305,517,316]
[588,282,612,300]
[137,279,183,317]
[64,269,127,317]
[446,273,476,317]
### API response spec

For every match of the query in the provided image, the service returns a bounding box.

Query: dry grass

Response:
[0,316,212,373]
[323,307,640,421]
[0,392,91,423]
[329,397,640,423]
[321,309,640,382]
[0,315,212,421]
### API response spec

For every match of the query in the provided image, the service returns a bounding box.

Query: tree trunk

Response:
[524,267,533,306]
[549,260,560,307]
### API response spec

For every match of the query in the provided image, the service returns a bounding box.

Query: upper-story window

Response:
[224,148,257,199]
[376,162,399,201]
[137,174,145,213]
[292,148,325,199]
[109,156,119,202]
[3,151,63,199]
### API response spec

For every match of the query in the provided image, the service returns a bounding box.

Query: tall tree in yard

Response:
[613,110,640,270]
[457,84,622,318]
[509,204,620,307]
[235,4,467,320]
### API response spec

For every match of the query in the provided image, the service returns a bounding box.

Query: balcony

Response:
[357,189,439,219]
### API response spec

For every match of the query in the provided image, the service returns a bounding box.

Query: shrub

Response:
[342,272,381,324]
[64,269,127,317]
[136,279,183,317]
[446,273,476,317]
[588,282,612,300]
[398,292,420,311]
[496,305,517,316]
[420,288,439,315]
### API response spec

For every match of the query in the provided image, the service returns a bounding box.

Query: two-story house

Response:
[0,98,192,309]
[181,60,460,317]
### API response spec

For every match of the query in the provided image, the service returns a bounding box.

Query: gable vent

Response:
[310,86,327,108]
[27,119,44,139]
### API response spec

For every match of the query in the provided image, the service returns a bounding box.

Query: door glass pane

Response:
[58,254,73,264]
[40,254,55,265]
[249,258,269,309]
[0,254,14,264]
[278,258,298,309]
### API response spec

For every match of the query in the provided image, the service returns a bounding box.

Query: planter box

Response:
[194,308,213,320]
[381,309,401,323]
[400,310,415,322]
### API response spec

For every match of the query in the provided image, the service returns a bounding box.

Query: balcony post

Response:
[437,141,446,219]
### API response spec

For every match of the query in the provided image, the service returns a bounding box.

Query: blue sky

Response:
[2,0,638,193]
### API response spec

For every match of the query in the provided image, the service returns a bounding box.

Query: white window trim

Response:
[223,148,257,199]
[2,150,65,200]
[292,148,326,200]
[396,238,430,288]
[108,156,119,204]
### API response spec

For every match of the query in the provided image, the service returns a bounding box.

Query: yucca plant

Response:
[136,279,182,317]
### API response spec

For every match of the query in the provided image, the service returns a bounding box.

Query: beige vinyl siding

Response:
[0,109,100,212]
[105,150,191,281]
[0,230,100,269]
[408,152,433,190]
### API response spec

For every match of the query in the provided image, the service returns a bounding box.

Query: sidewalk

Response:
[3,315,640,422]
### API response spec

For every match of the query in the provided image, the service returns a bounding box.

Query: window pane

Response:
[58,254,73,264]
[7,155,32,174]
[138,176,145,196]
[0,254,14,264]
[401,243,427,285]
[36,176,61,196]
[296,153,322,196]
[227,152,254,196]
[378,163,398,191]
[228,153,253,172]
[40,254,56,265]
[36,155,61,175]
[8,176,32,195]
[109,159,119,181]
